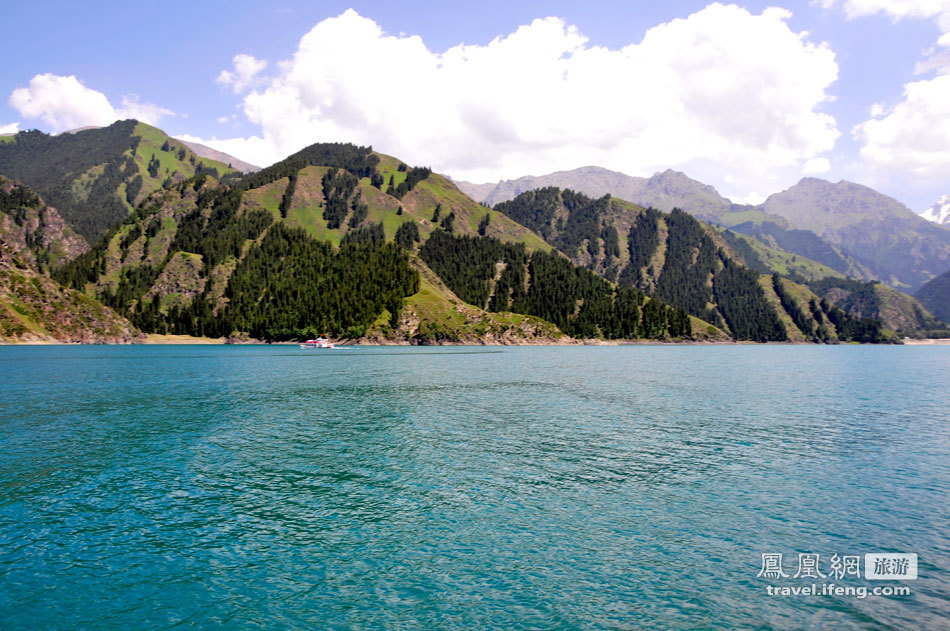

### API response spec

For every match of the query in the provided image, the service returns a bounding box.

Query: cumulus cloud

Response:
[216,54,267,93]
[0,122,18,134]
[730,191,768,205]
[8,73,173,133]
[823,0,950,69]
[826,0,950,20]
[191,5,840,196]
[825,0,950,179]
[854,74,950,178]
[175,133,276,167]
[117,95,174,125]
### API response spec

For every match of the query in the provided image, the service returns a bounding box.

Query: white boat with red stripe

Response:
[299,336,335,349]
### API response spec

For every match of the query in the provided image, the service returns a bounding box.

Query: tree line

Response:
[419,229,690,339]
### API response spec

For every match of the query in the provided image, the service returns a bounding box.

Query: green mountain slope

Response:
[915,270,950,324]
[491,187,895,342]
[0,179,136,343]
[762,275,894,343]
[809,277,943,335]
[716,228,846,282]
[49,142,734,343]
[493,188,779,340]
[0,120,238,242]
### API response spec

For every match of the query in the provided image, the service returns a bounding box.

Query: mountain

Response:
[491,187,891,342]
[715,228,849,282]
[0,120,239,242]
[722,220,872,280]
[915,270,950,324]
[464,166,739,220]
[470,165,946,291]
[0,178,136,342]
[761,178,950,291]
[178,139,260,173]
[449,179,496,202]
[56,126,260,174]
[52,142,707,344]
[0,176,87,271]
[920,195,950,226]
[808,277,944,335]
[1,131,897,344]
[465,166,870,276]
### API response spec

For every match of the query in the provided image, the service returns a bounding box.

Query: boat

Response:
[299,336,335,349]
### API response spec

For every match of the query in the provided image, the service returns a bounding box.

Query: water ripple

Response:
[0,345,948,630]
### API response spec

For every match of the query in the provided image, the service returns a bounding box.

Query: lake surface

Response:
[0,345,948,630]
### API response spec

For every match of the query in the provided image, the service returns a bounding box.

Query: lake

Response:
[0,345,948,629]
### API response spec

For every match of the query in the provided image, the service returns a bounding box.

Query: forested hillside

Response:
[42,139,724,343]
[0,176,88,272]
[764,275,891,343]
[492,187,897,342]
[0,178,136,342]
[45,143,561,343]
[418,230,692,340]
[915,270,950,324]
[1,127,901,344]
[0,120,237,241]
[494,189,790,340]
[808,277,945,335]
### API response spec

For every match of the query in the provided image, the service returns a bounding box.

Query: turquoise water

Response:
[0,345,948,630]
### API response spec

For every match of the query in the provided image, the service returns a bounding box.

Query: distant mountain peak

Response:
[177,139,260,173]
[920,194,950,226]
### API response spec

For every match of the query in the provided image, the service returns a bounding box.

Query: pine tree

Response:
[478,213,490,236]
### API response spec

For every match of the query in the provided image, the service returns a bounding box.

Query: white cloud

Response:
[175,133,276,167]
[730,191,768,205]
[826,0,950,21]
[216,54,267,93]
[117,95,174,125]
[854,74,950,178]
[195,5,840,195]
[0,122,18,134]
[823,0,950,70]
[825,0,950,179]
[8,73,173,133]
[803,157,832,173]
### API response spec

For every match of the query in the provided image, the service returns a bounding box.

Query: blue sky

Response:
[2,1,948,211]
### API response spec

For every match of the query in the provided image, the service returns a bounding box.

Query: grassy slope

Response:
[129,123,235,205]
[372,257,568,344]
[281,156,551,252]
[375,154,551,250]
[715,208,791,228]
[0,266,136,342]
[79,155,775,343]
[872,283,941,333]
[719,228,845,282]
[241,177,288,221]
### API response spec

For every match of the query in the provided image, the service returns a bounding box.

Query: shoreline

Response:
[0,335,923,347]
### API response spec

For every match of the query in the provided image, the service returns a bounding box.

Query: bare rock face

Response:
[0,264,138,343]
[178,139,260,173]
[0,177,136,343]
[0,177,89,271]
